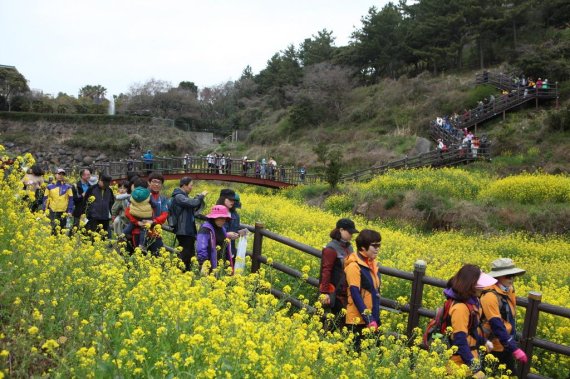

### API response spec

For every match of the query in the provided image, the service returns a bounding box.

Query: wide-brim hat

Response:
[476,271,497,289]
[489,258,526,278]
[206,205,231,219]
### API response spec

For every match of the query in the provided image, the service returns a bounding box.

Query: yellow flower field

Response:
[0,149,568,378]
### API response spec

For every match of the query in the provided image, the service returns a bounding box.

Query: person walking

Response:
[318,218,359,330]
[344,229,382,351]
[196,205,234,275]
[42,168,74,235]
[82,174,115,240]
[445,264,496,378]
[70,168,92,234]
[481,258,528,373]
[216,189,246,258]
[22,164,45,212]
[170,177,207,270]
[125,172,168,254]
[111,180,130,238]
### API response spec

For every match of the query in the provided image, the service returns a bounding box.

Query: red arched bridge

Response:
[93,156,319,188]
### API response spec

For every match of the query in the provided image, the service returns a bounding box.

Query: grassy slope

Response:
[225,68,569,175]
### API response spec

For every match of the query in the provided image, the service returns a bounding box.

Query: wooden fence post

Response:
[251,222,264,273]
[518,291,542,379]
[406,260,427,338]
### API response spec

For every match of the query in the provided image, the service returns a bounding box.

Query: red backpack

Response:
[422,298,478,350]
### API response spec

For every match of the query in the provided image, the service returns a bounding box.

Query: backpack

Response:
[481,289,513,339]
[422,299,478,350]
[166,197,179,233]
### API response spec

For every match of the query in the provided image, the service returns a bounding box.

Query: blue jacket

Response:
[224,209,240,233]
[170,188,205,237]
[196,221,233,270]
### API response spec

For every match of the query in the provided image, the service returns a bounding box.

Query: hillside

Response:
[1,68,568,176]
[221,68,570,174]
[0,117,202,169]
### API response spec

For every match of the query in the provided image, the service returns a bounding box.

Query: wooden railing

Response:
[91,155,321,186]
[231,222,569,379]
[340,144,490,182]
[431,72,559,147]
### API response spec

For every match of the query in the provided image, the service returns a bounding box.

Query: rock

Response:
[95,153,107,161]
[74,153,83,161]
[83,156,94,165]
[355,202,369,216]
[408,137,432,156]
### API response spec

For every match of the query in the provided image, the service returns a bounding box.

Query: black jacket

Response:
[83,185,115,221]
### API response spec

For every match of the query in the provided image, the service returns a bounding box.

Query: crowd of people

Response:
[22,164,248,271]
[318,217,528,377]
[139,150,307,183]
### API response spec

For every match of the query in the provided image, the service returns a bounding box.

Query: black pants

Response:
[492,350,516,373]
[85,219,110,240]
[49,211,66,235]
[322,299,346,332]
[176,235,196,270]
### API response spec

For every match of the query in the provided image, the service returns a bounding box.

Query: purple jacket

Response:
[196,221,234,271]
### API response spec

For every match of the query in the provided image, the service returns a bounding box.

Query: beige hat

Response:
[489,258,526,278]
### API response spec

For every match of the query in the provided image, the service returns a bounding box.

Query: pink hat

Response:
[206,205,231,219]
[476,271,497,289]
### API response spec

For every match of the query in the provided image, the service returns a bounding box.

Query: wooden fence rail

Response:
[230,222,570,379]
[341,143,491,182]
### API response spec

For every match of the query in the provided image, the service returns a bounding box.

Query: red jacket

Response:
[125,191,167,236]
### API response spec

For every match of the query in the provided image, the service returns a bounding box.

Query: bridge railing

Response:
[93,156,322,186]
[340,144,490,183]
[475,71,559,97]
[231,222,570,379]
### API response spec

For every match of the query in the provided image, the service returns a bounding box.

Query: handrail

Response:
[340,144,490,182]
[88,155,322,187]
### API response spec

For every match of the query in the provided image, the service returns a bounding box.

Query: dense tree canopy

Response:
[0,66,29,111]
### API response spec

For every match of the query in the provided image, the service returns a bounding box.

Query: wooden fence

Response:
[340,143,491,182]
[229,222,570,379]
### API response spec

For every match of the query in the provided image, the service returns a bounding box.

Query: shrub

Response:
[478,173,570,204]
[323,194,354,213]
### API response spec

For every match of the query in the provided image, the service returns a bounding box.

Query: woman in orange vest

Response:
[344,229,382,351]
[445,264,496,378]
[481,258,528,373]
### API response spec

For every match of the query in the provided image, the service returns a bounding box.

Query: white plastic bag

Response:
[234,236,248,272]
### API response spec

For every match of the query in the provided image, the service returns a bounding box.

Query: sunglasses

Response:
[370,242,381,248]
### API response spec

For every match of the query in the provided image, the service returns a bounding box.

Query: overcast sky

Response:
[0,0,389,98]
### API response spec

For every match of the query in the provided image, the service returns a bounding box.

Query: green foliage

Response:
[281,183,329,202]
[289,98,320,129]
[0,66,29,111]
[323,194,354,213]
[298,29,336,67]
[465,84,497,108]
[325,149,343,189]
[0,111,151,125]
[312,142,329,166]
[546,106,570,132]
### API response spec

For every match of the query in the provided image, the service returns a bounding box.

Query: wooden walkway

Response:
[93,156,319,188]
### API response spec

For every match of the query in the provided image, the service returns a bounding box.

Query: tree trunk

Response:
[513,19,518,48]
[479,38,484,70]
